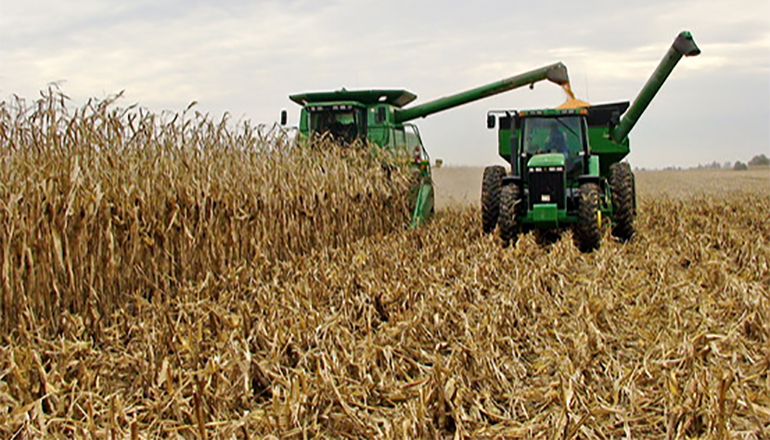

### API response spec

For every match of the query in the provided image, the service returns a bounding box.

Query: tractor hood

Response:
[527,153,566,168]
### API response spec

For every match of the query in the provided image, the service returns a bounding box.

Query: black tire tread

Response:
[499,184,521,247]
[609,162,636,241]
[574,182,601,253]
[481,165,506,234]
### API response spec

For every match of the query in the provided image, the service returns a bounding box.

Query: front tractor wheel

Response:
[609,162,636,241]
[574,182,602,253]
[499,183,521,247]
[481,165,506,234]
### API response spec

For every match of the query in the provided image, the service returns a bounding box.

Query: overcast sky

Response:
[2,0,769,168]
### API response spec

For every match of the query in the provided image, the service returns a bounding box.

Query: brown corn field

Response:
[1,91,769,439]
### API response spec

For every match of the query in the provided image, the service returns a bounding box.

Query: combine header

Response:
[284,63,570,227]
[483,31,701,251]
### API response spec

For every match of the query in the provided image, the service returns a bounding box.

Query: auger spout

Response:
[394,62,569,123]
[612,31,700,143]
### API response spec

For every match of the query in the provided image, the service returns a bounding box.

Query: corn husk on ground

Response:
[1,91,768,439]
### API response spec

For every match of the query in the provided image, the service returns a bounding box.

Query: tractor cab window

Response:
[523,116,585,175]
[309,106,366,144]
[523,116,583,156]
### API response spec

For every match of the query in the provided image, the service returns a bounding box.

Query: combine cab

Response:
[483,31,700,251]
[284,63,571,227]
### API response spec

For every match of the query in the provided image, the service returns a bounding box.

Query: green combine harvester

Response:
[283,63,570,227]
[483,31,700,251]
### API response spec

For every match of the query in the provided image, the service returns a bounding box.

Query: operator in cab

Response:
[545,126,569,156]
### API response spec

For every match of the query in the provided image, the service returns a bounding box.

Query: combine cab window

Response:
[309,106,366,144]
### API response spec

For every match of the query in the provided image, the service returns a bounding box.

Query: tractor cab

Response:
[489,107,591,184]
[519,110,588,181]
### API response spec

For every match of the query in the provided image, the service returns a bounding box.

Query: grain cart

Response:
[282,63,569,227]
[483,31,700,251]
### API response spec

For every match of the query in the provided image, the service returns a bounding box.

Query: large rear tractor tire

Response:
[574,182,602,253]
[499,183,522,247]
[609,162,636,241]
[481,165,506,234]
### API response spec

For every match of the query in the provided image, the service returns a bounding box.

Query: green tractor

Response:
[482,31,700,251]
[282,63,570,227]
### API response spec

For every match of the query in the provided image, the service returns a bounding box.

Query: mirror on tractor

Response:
[487,114,496,129]
[280,109,288,126]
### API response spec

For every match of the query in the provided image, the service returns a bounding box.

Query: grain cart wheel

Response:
[499,183,521,247]
[609,162,636,241]
[574,182,602,253]
[481,165,506,233]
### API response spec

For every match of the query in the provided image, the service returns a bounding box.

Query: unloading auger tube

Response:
[612,31,701,143]
[394,62,569,123]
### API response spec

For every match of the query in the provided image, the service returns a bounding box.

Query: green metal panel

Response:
[532,204,559,225]
[299,109,309,132]
[410,179,435,228]
[498,128,513,159]
[587,155,600,176]
[521,205,576,227]
[366,127,390,148]
[527,153,566,168]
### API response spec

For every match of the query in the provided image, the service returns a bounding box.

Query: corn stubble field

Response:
[1,93,768,439]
